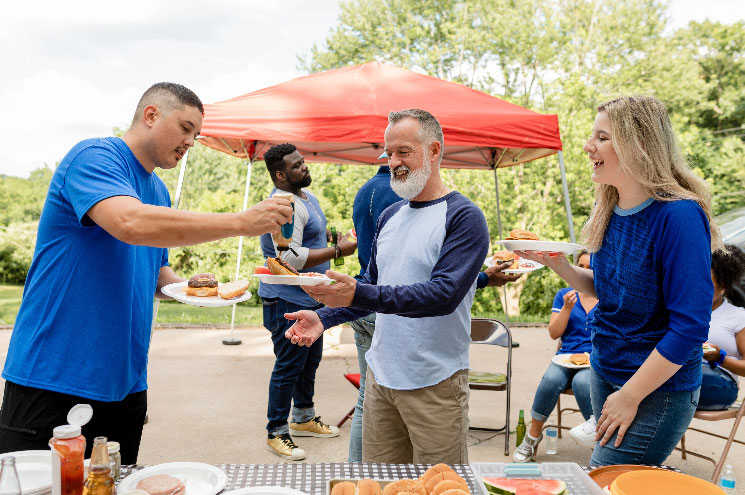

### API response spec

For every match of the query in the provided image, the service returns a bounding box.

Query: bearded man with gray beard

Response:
[282,109,491,464]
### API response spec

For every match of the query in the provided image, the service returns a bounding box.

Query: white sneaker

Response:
[513,433,542,462]
[569,415,597,448]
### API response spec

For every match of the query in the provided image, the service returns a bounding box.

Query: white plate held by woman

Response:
[497,239,584,255]
[118,462,227,495]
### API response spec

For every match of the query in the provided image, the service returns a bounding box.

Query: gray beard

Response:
[390,154,432,200]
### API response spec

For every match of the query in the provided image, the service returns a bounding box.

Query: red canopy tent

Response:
[161,62,576,346]
[198,61,563,170]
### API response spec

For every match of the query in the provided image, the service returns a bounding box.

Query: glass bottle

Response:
[515,409,526,447]
[50,404,92,495]
[83,437,115,495]
[719,464,736,494]
[106,442,121,481]
[331,227,344,266]
[545,421,558,454]
[0,456,21,495]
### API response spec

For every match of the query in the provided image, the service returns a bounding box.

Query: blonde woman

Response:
[517,95,721,465]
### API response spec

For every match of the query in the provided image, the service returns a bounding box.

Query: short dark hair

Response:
[264,143,298,179]
[132,82,203,124]
[712,244,745,300]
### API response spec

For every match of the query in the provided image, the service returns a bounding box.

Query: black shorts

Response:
[0,381,147,464]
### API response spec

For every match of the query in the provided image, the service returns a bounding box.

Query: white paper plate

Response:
[0,450,52,495]
[161,282,252,307]
[552,353,591,369]
[252,274,332,286]
[497,239,584,255]
[484,256,544,274]
[222,487,308,495]
[118,462,227,495]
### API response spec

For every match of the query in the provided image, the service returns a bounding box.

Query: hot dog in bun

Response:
[266,257,300,276]
[185,273,218,297]
[506,229,540,241]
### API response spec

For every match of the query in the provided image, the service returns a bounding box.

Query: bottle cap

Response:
[67,404,93,427]
[53,424,81,439]
[107,441,120,454]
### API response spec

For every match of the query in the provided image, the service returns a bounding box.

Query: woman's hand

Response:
[563,290,578,309]
[514,250,571,271]
[703,343,721,362]
[596,388,641,448]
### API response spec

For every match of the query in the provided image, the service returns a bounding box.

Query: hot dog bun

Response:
[432,480,470,495]
[331,482,356,495]
[424,473,467,494]
[506,229,540,240]
[382,480,426,495]
[358,480,382,495]
[266,257,300,276]
[218,280,249,299]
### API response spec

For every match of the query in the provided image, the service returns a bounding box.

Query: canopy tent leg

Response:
[558,151,576,244]
[493,167,510,322]
[152,149,190,339]
[223,157,253,345]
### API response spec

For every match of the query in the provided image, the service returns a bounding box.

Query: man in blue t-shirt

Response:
[0,83,293,463]
[258,143,357,461]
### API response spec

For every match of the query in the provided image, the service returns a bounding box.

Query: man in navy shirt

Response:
[0,83,292,463]
[258,143,357,461]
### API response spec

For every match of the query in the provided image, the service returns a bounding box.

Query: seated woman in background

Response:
[700,244,745,410]
[513,250,598,462]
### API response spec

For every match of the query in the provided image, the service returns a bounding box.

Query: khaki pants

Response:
[362,367,470,464]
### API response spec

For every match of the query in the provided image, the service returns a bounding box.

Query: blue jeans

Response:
[347,313,376,462]
[698,364,739,410]
[263,298,324,435]
[589,368,699,465]
[531,362,593,422]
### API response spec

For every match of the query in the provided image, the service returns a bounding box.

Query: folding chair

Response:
[676,399,745,482]
[337,373,361,428]
[468,318,512,456]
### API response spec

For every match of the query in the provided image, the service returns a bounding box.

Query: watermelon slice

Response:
[482,477,566,495]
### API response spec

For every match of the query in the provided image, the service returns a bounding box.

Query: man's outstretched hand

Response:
[284,310,324,347]
[485,262,522,286]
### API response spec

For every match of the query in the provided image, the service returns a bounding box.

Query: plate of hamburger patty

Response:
[252,257,333,286]
[118,463,227,495]
[485,250,544,274]
[497,229,584,255]
[552,352,591,369]
[161,273,251,307]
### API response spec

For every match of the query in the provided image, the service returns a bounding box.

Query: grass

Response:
[0,284,548,326]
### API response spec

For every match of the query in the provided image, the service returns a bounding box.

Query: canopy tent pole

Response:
[223,151,253,345]
[493,166,510,322]
[558,151,576,244]
[152,149,190,337]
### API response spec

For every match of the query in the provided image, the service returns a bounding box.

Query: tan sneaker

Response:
[289,416,340,438]
[267,433,306,460]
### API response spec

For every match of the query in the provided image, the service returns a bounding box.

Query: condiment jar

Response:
[49,404,93,495]
[106,442,121,480]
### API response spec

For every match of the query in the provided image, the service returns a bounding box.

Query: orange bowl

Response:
[610,469,725,495]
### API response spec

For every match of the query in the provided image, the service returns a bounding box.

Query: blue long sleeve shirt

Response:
[591,198,713,392]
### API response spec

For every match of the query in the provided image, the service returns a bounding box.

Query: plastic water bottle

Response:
[545,422,558,454]
[719,464,736,494]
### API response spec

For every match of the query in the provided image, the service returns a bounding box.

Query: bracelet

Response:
[709,348,727,368]
[334,245,341,259]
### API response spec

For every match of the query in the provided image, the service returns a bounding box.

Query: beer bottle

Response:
[515,409,526,447]
[82,437,114,495]
[331,227,344,266]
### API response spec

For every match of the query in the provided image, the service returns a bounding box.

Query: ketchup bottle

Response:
[49,404,93,495]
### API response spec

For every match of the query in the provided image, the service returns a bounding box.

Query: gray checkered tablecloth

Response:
[120,463,476,495]
[119,462,681,495]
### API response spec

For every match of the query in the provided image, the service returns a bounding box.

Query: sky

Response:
[1,0,744,178]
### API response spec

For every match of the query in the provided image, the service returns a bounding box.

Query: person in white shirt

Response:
[700,244,745,410]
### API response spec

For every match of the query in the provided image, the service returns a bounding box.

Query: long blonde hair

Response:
[581,95,722,252]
